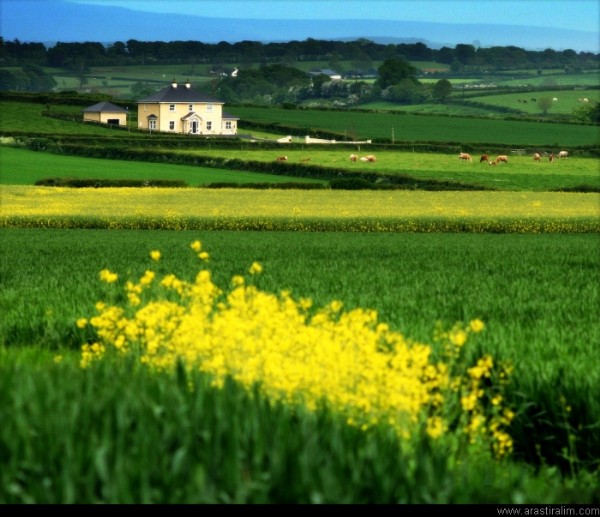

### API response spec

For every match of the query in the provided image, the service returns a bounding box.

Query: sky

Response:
[67,0,600,33]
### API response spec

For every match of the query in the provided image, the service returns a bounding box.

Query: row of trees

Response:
[1,37,598,72]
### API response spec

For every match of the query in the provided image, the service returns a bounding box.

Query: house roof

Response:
[138,82,224,104]
[82,101,128,113]
[222,112,239,120]
[309,69,341,77]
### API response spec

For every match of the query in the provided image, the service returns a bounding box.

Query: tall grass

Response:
[1,229,599,502]
[2,350,598,504]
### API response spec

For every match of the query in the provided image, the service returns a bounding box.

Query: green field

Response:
[1,228,599,502]
[4,144,597,191]
[463,89,600,115]
[0,146,323,186]
[228,106,600,146]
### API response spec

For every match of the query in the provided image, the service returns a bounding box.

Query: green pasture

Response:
[497,72,600,88]
[463,89,600,115]
[1,143,598,191]
[228,106,600,146]
[0,146,323,186]
[360,101,495,117]
[153,147,600,191]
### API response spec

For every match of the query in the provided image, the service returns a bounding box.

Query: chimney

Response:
[171,78,177,88]
[185,79,191,89]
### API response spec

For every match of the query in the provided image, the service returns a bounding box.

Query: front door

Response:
[191,120,198,134]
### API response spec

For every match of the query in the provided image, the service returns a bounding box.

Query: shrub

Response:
[34,178,187,188]
[330,178,375,190]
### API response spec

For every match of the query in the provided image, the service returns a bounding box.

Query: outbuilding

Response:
[82,101,128,126]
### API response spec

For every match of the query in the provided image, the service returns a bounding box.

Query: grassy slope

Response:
[0,146,324,186]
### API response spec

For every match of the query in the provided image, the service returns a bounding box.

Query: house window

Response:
[206,104,213,112]
[144,104,148,111]
[169,104,175,111]
[149,119,157,130]
[206,121,212,130]
[188,104,193,111]
[225,121,232,130]
[169,121,175,130]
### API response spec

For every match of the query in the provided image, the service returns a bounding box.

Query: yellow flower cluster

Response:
[79,243,515,457]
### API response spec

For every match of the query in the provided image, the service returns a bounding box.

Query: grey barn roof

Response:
[82,101,128,113]
[138,82,224,104]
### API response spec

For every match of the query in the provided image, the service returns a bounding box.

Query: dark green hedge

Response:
[34,178,187,188]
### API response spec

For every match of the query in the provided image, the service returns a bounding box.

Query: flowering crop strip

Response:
[1,187,599,233]
[79,242,515,459]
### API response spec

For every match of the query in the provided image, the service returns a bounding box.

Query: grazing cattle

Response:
[349,154,358,162]
[480,154,489,163]
[363,155,377,162]
[495,155,509,164]
[558,151,569,159]
[489,160,497,166]
[552,97,558,102]
[549,153,555,163]
[533,153,541,162]
[459,152,472,162]
[276,156,288,161]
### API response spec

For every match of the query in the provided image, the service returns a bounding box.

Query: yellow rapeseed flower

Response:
[99,269,118,283]
[150,250,161,261]
[469,319,485,333]
[249,261,263,275]
[190,240,202,252]
[76,318,88,329]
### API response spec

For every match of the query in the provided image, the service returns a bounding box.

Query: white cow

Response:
[558,151,569,159]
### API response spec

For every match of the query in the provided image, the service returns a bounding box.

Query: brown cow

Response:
[276,156,288,162]
[495,155,509,164]
[349,154,358,162]
[533,153,541,162]
[459,152,472,162]
[480,154,490,163]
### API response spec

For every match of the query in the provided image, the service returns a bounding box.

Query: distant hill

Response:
[1,0,598,53]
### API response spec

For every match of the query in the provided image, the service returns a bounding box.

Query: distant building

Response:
[308,69,342,80]
[137,79,238,136]
[82,101,128,126]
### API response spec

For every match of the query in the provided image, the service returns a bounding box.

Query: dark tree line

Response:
[1,36,597,71]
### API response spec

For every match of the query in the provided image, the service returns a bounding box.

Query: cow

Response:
[558,151,569,159]
[459,152,472,162]
[363,155,377,162]
[349,154,358,162]
[549,153,555,163]
[276,156,288,161]
[480,154,490,163]
[489,160,497,166]
[495,155,509,164]
[533,153,541,162]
